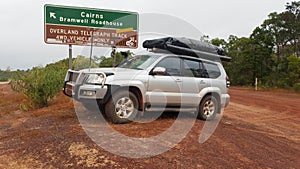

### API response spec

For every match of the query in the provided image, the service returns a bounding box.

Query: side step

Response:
[145,107,197,112]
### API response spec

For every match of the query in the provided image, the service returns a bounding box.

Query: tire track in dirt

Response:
[224,102,300,142]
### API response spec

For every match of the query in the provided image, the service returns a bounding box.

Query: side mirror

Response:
[151,67,166,75]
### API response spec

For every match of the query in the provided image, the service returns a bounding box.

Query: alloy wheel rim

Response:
[203,100,215,118]
[115,97,135,119]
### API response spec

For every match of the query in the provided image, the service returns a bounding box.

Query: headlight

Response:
[85,74,105,84]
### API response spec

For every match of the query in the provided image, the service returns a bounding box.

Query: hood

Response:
[80,67,146,76]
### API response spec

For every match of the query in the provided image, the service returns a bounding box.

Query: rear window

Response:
[183,59,208,78]
[203,62,221,78]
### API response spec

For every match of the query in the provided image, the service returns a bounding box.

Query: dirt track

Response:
[0,84,299,168]
[0,82,9,85]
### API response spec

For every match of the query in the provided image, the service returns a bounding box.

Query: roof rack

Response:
[142,37,231,62]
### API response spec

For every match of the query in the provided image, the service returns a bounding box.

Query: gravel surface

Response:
[0,84,299,168]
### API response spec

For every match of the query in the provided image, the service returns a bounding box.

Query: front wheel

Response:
[105,90,138,124]
[197,95,220,120]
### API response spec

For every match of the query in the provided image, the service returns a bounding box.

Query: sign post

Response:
[44,4,139,69]
[68,44,72,69]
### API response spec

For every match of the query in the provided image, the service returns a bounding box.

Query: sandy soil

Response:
[0,84,299,168]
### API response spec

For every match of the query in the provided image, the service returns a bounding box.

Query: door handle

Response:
[175,78,182,82]
[200,80,206,84]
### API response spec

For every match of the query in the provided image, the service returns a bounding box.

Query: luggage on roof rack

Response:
[142,37,231,62]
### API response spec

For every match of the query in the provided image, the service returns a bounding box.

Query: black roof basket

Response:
[142,37,231,62]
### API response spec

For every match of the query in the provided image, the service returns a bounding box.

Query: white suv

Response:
[63,49,230,123]
[64,38,230,123]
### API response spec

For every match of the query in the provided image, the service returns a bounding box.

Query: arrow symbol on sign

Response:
[50,12,56,19]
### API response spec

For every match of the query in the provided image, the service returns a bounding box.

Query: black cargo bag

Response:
[142,37,231,62]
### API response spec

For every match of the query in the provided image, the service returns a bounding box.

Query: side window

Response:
[203,62,221,78]
[155,57,181,76]
[183,59,208,78]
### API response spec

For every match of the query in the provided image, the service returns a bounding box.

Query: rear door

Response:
[181,58,211,107]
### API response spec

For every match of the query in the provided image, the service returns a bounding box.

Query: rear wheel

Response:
[197,95,220,120]
[105,90,138,124]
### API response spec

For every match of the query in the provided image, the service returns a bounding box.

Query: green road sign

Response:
[44,4,139,48]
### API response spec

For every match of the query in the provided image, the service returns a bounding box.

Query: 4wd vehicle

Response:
[63,37,230,123]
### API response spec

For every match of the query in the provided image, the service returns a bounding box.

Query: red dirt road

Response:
[0,84,299,168]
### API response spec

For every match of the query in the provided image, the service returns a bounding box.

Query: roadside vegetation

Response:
[7,51,129,108]
[1,2,299,109]
[211,1,300,91]
[0,68,13,82]
[9,59,69,108]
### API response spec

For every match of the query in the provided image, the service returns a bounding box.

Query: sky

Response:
[0,0,291,70]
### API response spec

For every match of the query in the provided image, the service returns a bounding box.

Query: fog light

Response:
[82,90,95,96]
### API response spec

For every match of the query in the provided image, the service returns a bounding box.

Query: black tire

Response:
[105,90,138,124]
[197,95,220,120]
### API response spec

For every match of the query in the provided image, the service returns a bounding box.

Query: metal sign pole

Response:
[111,46,116,67]
[69,44,72,70]
[89,29,94,71]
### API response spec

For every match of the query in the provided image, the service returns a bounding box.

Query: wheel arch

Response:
[129,86,144,111]
[110,86,144,111]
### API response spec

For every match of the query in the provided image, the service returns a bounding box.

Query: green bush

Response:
[293,83,300,92]
[10,59,68,108]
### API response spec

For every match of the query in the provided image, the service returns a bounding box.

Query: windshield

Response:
[117,55,159,70]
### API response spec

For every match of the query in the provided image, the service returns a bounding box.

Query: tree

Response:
[99,51,132,67]
[213,1,300,89]
[211,38,227,49]
[252,2,300,87]
[72,55,98,70]
[287,54,300,91]
[283,1,300,55]
[250,27,275,86]
[223,36,256,85]
[220,34,274,86]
